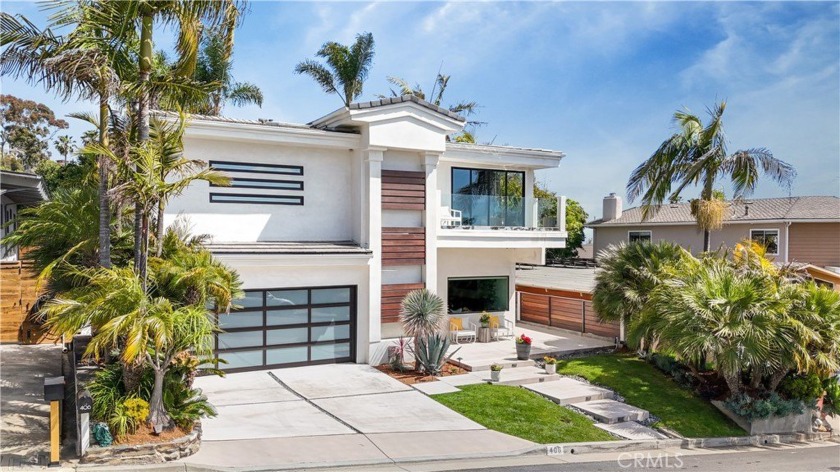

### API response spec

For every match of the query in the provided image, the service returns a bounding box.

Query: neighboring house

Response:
[163,95,568,372]
[587,193,840,288]
[1,171,49,261]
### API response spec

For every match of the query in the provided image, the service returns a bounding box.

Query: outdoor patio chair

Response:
[489,316,515,341]
[449,316,476,344]
[440,207,463,228]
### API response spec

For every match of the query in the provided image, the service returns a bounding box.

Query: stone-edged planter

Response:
[81,423,201,465]
[515,343,531,360]
[711,400,813,435]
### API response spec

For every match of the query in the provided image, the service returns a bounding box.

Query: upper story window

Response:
[451,167,524,227]
[628,230,652,243]
[209,160,304,206]
[750,229,779,255]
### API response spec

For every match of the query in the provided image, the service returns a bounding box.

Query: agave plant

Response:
[415,334,460,376]
[399,289,446,370]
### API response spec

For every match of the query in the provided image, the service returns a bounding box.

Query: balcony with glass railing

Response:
[437,193,567,248]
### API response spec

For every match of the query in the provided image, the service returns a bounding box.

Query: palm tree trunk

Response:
[722,369,742,396]
[97,92,111,269]
[134,12,153,272]
[155,200,165,257]
[703,230,711,252]
[768,369,789,393]
[147,367,173,431]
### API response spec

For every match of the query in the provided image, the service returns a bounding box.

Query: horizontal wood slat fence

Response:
[518,291,620,339]
[1,261,53,343]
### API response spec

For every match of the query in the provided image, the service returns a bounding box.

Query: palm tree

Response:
[399,289,445,370]
[591,241,686,349]
[1,8,134,268]
[44,266,217,430]
[295,32,375,107]
[626,101,796,252]
[54,134,75,165]
[193,28,262,115]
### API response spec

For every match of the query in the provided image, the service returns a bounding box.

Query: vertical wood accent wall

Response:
[382,170,425,210]
[381,227,426,266]
[0,261,52,343]
[516,285,620,339]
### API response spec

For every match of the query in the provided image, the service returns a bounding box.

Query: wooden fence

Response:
[517,289,620,339]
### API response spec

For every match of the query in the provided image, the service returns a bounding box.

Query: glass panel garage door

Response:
[214,285,356,372]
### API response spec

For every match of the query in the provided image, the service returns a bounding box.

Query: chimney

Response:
[603,193,623,221]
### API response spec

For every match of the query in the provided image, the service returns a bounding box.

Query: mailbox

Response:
[44,377,65,402]
[78,390,93,414]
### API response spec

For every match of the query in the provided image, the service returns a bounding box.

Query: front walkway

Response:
[449,323,615,371]
[187,364,535,469]
[0,344,64,467]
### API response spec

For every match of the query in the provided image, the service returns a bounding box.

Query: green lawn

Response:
[555,354,746,438]
[432,383,615,444]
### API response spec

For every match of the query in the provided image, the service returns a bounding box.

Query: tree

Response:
[295,32,375,107]
[34,158,91,194]
[399,289,445,370]
[626,101,796,252]
[0,95,68,170]
[54,134,75,164]
[534,184,588,259]
[193,28,262,115]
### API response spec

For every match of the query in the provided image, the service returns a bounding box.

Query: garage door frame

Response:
[214,284,357,373]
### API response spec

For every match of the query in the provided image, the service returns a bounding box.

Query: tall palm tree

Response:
[626,101,796,252]
[54,134,75,165]
[193,28,262,115]
[295,32,375,107]
[1,8,133,268]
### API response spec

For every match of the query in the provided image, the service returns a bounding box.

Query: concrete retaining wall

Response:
[711,400,813,435]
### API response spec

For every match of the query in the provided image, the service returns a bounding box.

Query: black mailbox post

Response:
[77,390,93,414]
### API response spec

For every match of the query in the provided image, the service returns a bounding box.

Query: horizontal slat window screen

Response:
[210,193,303,205]
[382,170,425,211]
[382,227,426,266]
[212,177,304,191]
[210,160,303,176]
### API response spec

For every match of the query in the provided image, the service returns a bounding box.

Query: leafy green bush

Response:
[86,363,127,422]
[108,402,135,438]
[123,398,149,425]
[725,393,806,420]
[822,377,840,417]
[780,374,823,403]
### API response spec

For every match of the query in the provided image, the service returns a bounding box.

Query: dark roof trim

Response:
[347,95,466,123]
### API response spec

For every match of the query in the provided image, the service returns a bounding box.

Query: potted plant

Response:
[515,334,532,360]
[490,364,503,382]
[479,312,491,328]
[543,356,557,374]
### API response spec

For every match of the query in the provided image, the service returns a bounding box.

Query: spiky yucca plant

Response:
[399,289,445,371]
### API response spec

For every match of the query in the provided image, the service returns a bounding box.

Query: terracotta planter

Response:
[516,343,531,360]
[545,363,557,374]
[490,370,501,382]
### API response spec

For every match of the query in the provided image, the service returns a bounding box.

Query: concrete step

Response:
[453,358,537,372]
[571,399,649,424]
[595,421,668,440]
[437,366,558,387]
[524,377,614,405]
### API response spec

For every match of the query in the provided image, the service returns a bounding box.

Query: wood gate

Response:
[517,289,620,339]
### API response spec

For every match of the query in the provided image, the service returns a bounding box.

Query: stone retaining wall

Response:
[80,424,201,465]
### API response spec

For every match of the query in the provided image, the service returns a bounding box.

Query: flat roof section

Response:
[515,265,597,294]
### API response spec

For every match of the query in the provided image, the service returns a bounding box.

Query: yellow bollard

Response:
[44,377,65,467]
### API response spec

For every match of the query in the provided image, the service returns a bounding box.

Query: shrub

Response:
[725,393,806,420]
[822,377,840,417]
[415,334,460,375]
[108,402,135,439]
[123,398,150,426]
[780,374,823,403]
[86,363,127,422]
[650,353,679,375]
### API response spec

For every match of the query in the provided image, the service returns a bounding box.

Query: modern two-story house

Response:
[587,193,840,287]
[163,96,567,372]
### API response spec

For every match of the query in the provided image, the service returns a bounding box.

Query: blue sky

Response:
[3,1,839,232]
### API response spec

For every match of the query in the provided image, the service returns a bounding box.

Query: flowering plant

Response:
[516,334,532,345]
[543,356,557,365]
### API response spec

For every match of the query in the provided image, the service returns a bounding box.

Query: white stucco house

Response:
[163,95,568,372]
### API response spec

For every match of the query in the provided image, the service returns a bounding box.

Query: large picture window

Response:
[451,168,525,226]
[750,229,779,255]
[447,277,510,314]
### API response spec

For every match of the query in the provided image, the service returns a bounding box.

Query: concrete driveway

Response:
[188,364,535,469]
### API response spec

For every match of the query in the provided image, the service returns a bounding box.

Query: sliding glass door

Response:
[451,167,525,227]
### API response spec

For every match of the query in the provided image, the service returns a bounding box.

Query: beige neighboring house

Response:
[587,193,840,289]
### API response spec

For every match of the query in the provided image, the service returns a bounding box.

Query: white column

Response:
[423,152,440,294]
[558,195,567,231]
[365,148,385,355]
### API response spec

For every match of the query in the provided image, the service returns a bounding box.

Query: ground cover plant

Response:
[433,384,615,444]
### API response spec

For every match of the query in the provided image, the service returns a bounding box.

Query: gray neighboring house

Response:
[1,171,49,261]
[587,194,840,273]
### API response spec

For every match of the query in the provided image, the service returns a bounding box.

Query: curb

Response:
[66,431,835,472]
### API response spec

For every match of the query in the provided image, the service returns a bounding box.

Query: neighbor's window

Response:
[447,277,509,313]
[628,231,652,243]
[750,229,779,255]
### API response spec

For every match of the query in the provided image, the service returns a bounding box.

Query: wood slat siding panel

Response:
[0,261,53,344]
[382,170,426,211]
[381,283,425,323]
[520,293,550,324]
[382,227,425,266]
[583,301,620,338]
[788,223,840,268]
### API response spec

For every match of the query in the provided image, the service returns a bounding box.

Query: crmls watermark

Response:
[617,452,684,469]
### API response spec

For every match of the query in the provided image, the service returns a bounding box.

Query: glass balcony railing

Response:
[441,193,561,229]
